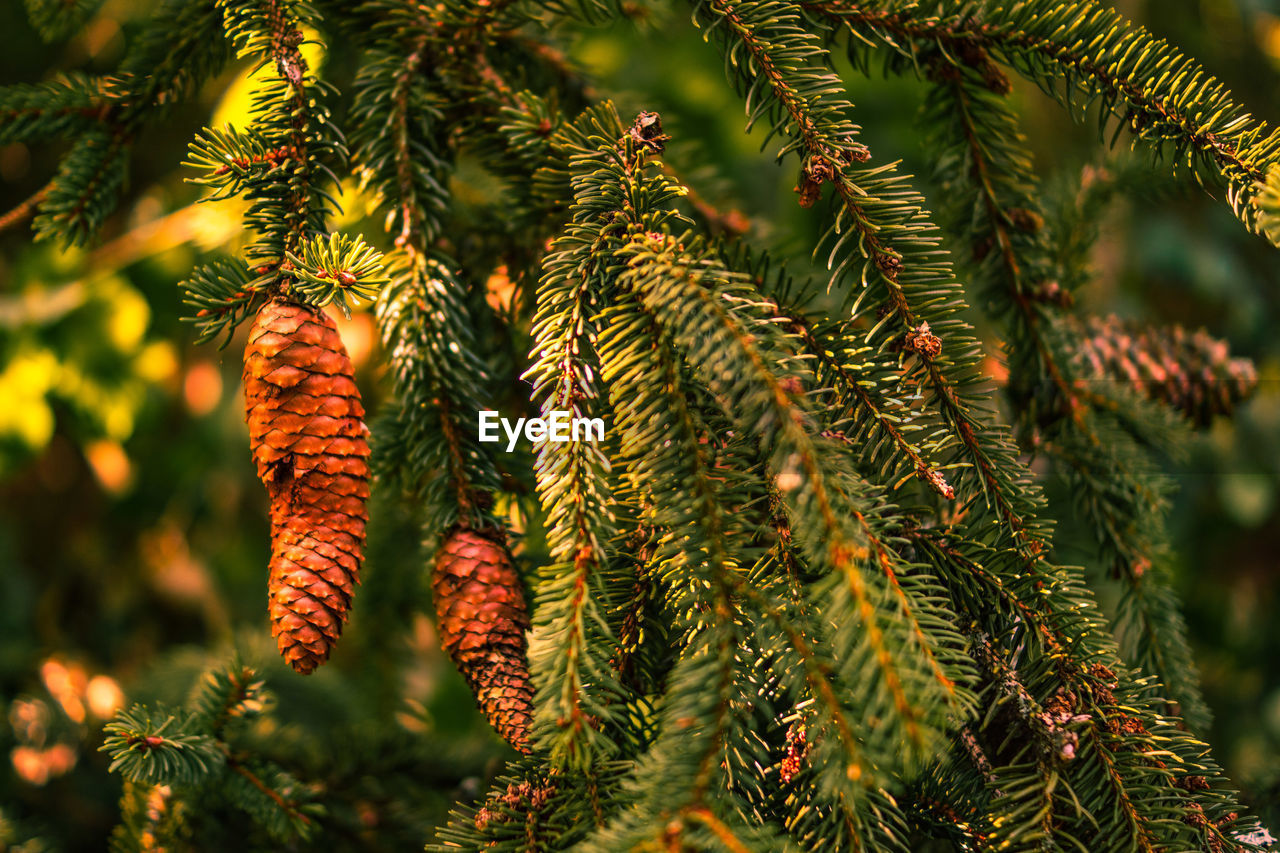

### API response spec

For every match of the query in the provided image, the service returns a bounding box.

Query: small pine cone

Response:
[779,719,809,784]
[243,298,370,674]
[433,528,534,752]
[905,322,943,360]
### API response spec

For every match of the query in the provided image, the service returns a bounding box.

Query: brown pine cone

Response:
[1075,315,1258,426]
[243,298,370,674]
[433,527,534,752]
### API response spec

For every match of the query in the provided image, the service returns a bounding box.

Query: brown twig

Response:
[225,754,312,826]
[0,181,52,235]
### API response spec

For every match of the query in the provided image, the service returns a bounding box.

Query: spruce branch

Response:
[223,754,317,838]
[689,4,1269,845]
[285,232,390,316]
[808,0,1280,244]
[599,116,969,778]
[179,257,264,346]
[622,236,953,776]
[32,127,133,247]
[190,663,269,739]
[522,110,629,768]
[101,707,225,787]
[3,0,229,245]
[779,300,955,499]
[352,6,507,532]
[0,73,112,145]
[215,0,346,288]
[374,254,502,530]
[693,0,1054,596]
[925,65,1085,431]
[349,2,450,249]
[23,0,105,42]
[595,259,765,789]
[103,663,323,845]
[185,125,300,201]
[900,30,1217,732]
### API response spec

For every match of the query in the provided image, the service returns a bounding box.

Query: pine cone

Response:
[433,528,534,752]
[243,298,370,674]
[1075,315,1258,426]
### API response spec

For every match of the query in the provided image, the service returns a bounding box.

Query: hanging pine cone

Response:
[433,527,534,752]
[243,298,370,674]
[1074,314,1258,426]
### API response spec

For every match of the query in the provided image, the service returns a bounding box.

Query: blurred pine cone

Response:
[1073,315,1258,426]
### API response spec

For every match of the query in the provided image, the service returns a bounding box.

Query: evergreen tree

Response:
[3,0,1277,849]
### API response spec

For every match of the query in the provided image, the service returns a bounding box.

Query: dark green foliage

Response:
[0,74,106,145]
[23,0,105,42]
[14,0,230,246]
[32,128,132,247]
[178,256,260,346]
[101,663,323,847]
[7,0,1279,850]
[374,253,502,533]
[814,0,1280,235]
[215,0,345,274]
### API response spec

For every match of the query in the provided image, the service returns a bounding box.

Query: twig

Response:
[225,754,312,826]
[0,181,52,235]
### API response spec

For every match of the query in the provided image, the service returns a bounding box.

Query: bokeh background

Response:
[0,0,1278,848]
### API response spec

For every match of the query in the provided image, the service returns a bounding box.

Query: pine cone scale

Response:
[273,565,349,613]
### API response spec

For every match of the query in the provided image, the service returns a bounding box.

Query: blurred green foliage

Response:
[0,0,1278,848]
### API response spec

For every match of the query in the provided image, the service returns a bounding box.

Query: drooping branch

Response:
[806,0,1280,241]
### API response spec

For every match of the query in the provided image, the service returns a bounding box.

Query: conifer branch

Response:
[626,244,935,753]
[777,302,955,499]
[225,753,313,828]
[692,12,1071,695]
[620,244,964,783]
[907,38,1215,730]
[350,5,505,532]
[733,580,868,779]
[103,664,321,844]
[931,72,1086,430]
[33,127,133,246]
[685,7,1267,843]
[4,1,228,244]
[215,0,345,294]
[0,74,112,144]
[375,255,500,530]
[807,0,1280,242]
[523,110,630,768]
